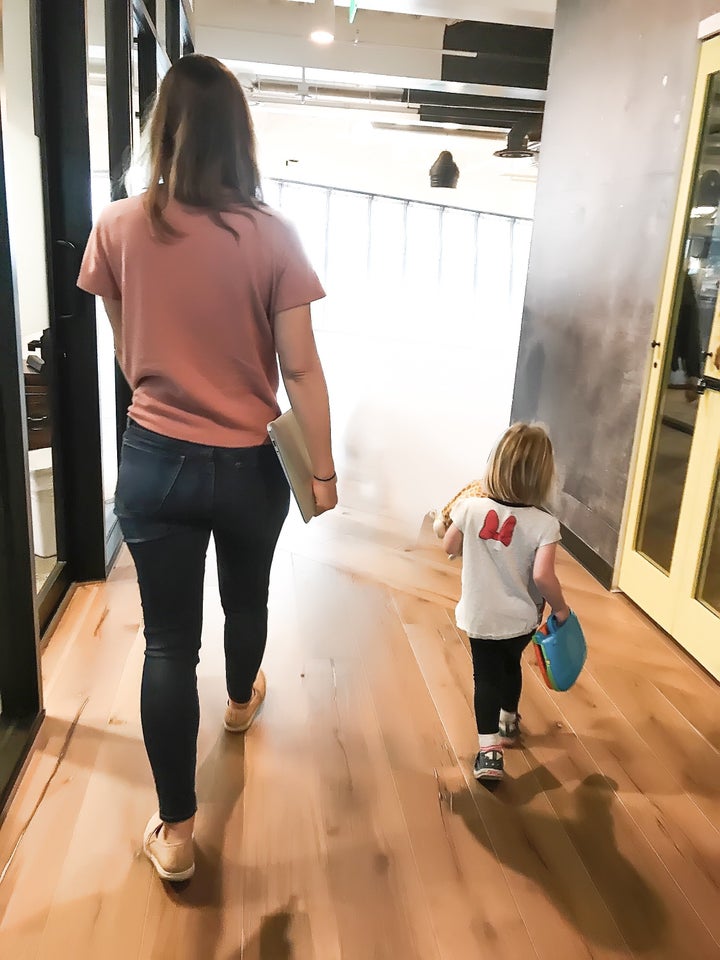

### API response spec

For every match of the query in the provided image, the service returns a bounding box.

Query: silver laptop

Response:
[267,410,317,523]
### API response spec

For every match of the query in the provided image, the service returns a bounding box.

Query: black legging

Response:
[469,633,534,735]
[116,420,290,823]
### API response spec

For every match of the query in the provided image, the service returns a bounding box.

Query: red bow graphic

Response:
[479,509,516,547]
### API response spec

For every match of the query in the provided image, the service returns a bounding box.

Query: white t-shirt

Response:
[450,496,561,640]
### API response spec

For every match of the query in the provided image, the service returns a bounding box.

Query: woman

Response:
[78,55,337,882]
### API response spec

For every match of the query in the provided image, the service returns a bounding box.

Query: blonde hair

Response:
[483,423,555,508]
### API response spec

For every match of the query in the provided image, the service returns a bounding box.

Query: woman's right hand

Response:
[553,605,570,625]
[313,477,338,515]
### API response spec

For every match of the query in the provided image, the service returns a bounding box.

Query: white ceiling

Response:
[300,1,556,28]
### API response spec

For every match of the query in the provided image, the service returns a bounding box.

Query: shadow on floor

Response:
[226,897,305,960]
[450,772,668,953]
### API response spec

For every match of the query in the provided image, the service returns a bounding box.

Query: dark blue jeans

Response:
[116,420,289,823]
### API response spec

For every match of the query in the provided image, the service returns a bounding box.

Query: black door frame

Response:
[0,70,44,818]
[34,0,107,592]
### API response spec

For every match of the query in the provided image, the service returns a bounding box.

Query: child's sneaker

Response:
[473,746,504,781]
[499,716,521,748]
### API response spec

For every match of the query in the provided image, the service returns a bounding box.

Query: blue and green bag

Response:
[532,611,587,692]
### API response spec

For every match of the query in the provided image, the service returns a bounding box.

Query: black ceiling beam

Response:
[406,88,544,114]
[419,105,539,129]
[442,21,553,90]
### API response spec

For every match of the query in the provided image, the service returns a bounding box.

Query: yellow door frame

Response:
[619,34,720,677]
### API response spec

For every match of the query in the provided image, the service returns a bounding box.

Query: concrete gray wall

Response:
[512,0,720,574]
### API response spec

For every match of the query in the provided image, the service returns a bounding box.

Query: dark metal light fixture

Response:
[430,151,459,188]
[494,118,542,159]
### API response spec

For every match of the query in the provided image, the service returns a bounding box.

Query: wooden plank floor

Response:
[1,506,719,959]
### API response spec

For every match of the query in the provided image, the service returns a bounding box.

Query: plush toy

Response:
[432,479,486,539]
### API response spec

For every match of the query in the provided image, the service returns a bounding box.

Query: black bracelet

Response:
[313,472,337,483]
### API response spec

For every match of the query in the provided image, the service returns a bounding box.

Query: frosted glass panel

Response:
[262,178,281,209]
[477,215,513,316]
[406,203,441,292]
[326,191,370,296]
[265,178,527,336]
[264,178,531,532]
[87,23,118,549]
[511,219,533,312]
[441,208,479,298]
[369,197,406,283]
[279,182,328,276]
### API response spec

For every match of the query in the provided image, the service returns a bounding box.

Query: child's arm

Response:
[443,522,464,558]
[533,543,570,623]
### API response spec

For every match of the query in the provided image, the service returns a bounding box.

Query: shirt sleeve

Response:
[538,514,562,547]
[272,220,326,314]
[77,211,121,300]
[450,498,470,533]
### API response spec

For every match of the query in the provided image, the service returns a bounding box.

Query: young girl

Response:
[442,423,569,782]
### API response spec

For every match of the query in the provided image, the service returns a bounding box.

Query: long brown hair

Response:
[483,423,555,508]
[143,54,262,241]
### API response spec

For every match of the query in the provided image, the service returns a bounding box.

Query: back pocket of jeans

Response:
[115,441,185,518]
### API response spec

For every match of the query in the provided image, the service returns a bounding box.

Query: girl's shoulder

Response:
[456,494,492,513]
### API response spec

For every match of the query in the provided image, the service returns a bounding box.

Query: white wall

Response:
[0,0,50,347]
[253,103,537,218]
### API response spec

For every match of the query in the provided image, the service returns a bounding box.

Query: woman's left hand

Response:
[313,477,338,515]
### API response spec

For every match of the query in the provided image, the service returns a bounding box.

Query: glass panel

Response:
[477,215,513,319]
[155,3,166,54]
[87,7,119,552]
[696,462,720,615]
[2,1,59,593]
[636,72,720,572]
[406,203,441,294]
[368,197,406,332]
[325,190,370,330]
[262,177,281,209]
[279,182,328,277]
[441,208,478,298]
[511,219,533,316]
[369,197,406,285]
[131,24,141,145]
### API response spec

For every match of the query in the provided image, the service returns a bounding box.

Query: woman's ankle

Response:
[229,695,252,710]
[162,815,195,842]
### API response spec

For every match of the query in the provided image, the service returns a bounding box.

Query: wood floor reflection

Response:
[1,507,719,959]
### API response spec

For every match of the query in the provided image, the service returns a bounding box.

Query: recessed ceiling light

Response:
[310,29,334,44]
[310,0,335,44]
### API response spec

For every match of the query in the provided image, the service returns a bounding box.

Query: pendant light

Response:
[310,0,336,45]
[430,151,459,189]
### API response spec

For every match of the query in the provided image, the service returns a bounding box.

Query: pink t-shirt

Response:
[77,196,325,447]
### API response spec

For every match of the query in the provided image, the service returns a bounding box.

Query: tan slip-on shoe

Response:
[224,669,266,733]
[143,813,195,882]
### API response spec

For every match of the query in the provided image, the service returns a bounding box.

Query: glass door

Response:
[3,1,62,609]
[87,0,122,569]
[0,42,43,809]
[620,35,720,678]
